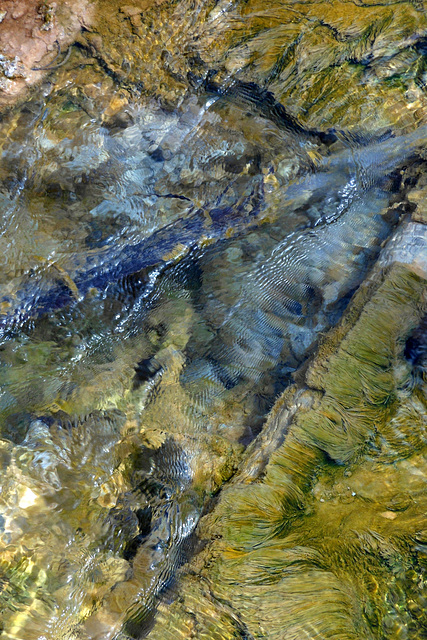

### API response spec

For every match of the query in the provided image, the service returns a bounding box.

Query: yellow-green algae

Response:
[0,290,243,639]
[73,0,427,132]
[3,0,422,132]
[147,264,427,640]
[2,0,427,133]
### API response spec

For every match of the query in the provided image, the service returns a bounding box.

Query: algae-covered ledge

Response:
[147,224,427,640]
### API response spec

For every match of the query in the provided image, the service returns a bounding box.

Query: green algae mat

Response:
[147,263,427,640]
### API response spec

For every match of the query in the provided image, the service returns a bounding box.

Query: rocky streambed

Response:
[0,1,426,639]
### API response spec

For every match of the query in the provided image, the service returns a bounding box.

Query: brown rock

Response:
[11,5,26,19]
[130,13,142,29]
[0,0,95,109]
[119,5,143,17]
[408,186,427,224]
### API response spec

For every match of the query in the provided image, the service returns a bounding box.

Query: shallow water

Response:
[0,1,427,639]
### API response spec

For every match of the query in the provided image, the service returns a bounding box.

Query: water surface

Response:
[0,1,427,638]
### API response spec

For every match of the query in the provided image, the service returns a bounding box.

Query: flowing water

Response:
[0,1,427,639]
